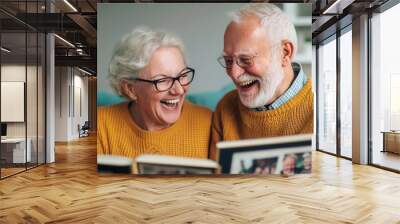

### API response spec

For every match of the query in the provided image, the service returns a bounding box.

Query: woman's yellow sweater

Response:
[210,80,314,159]
[97,101,212,159]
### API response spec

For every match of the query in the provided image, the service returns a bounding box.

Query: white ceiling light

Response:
[63,0,78,12]
[54,34,75,48]
[1,47,11,53]
[78,67,92,76]
[323,0,354,15]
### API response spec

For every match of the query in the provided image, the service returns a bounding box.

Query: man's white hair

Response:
[230,3,297,57]
[108,26,185,96]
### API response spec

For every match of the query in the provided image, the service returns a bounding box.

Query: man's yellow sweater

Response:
[210,80,314,159]
[97,101,212,159]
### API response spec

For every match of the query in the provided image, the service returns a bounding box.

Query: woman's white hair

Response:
[229,3,297,57]
[108,26,185,96]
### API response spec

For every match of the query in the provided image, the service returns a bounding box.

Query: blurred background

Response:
[97,3,312,110]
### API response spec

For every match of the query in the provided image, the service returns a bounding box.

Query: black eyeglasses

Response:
[217,55,258,69]
[129,67,195,92]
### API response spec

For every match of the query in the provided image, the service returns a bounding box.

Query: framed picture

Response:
[216,134,312,174]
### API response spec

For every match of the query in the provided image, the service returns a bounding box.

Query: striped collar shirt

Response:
[253,62,307,111]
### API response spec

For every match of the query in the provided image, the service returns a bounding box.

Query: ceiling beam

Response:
[55,55,96,72]
[67,13,97,46]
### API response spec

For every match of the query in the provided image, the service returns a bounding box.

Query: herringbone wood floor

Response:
[1,135,400,224]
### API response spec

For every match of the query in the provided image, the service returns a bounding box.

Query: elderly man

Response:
[210,3,313,159]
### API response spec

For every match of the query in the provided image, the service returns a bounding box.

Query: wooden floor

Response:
[0,167,26,178]
[1,136,400,223]
[1,163,45,178]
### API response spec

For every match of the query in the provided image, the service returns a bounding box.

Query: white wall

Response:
[72,73,89,138]
[1,65,36,137]
[55,67,69,141]
[1,64,46,164]
[98,4,233,95]
[55,67,89,141]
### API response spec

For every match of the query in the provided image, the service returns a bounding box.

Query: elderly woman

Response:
[97,27,212,159]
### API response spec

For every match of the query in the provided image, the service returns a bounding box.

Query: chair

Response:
[79,121,90,138]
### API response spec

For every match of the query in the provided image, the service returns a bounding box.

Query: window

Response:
[370,2,400,171]
[339,29,352,158]
[317,37,337,154]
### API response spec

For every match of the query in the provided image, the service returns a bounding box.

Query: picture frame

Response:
[216,134,312,174]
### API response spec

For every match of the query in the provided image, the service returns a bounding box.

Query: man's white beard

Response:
[238,57,284,108]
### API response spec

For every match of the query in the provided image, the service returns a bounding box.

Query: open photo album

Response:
[132,155,220,175]
[97,134,312,175]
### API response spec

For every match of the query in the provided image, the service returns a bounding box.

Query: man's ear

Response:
[281,41,294,67]
[120,80,137,101]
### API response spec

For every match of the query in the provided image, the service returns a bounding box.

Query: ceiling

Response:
[312,0,391,44]
[1,0,395,75]
[1,0,98,74]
